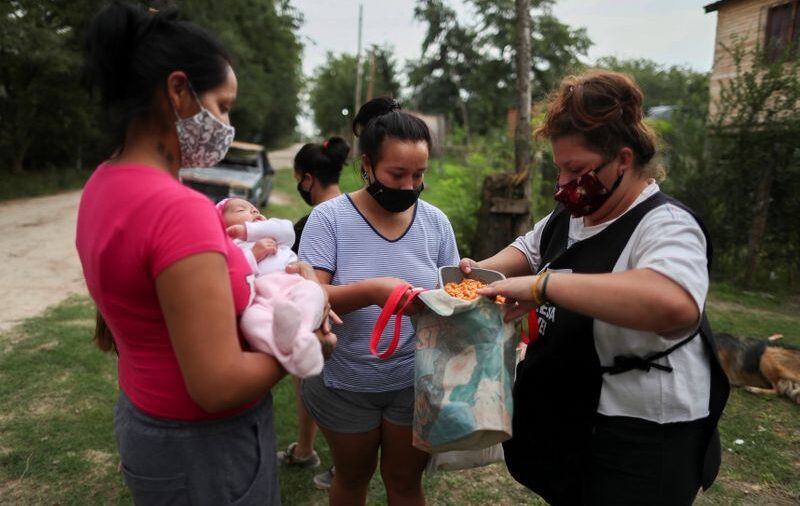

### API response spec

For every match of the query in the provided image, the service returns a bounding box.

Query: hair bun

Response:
[352,96,400,136]
[324,136,350,165]
[536,69,656,168]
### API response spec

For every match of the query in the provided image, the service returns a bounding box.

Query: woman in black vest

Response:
[463,70,728,505]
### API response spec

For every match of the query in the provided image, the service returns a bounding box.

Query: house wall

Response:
[409,111,447,156]
[708,0,797,116]
[709,0,766,115]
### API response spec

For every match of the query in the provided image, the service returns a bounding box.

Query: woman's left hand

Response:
[478,276,541,322]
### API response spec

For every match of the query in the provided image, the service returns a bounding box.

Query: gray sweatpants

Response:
[114,392,280,506]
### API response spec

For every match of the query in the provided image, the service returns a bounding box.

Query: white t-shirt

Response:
[511,182,711,423]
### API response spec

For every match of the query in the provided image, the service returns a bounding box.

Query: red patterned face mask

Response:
[553,161,622,217]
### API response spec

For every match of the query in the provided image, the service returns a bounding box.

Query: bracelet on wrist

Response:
[540,271,552,302]
[531,271,547,305]
[530,274,540,305]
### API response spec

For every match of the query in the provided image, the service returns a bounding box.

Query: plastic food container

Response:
[438,265,505,288]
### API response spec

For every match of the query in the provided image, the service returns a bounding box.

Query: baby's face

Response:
[223,198,265,226]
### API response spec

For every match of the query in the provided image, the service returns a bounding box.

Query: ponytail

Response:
[81,1,232,145]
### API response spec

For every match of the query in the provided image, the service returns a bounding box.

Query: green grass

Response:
[0,296,540,505]
[694,293,800,506]
[1,288,798,504]
[0,168,92,202]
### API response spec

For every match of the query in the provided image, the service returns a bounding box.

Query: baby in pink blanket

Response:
[216,198,325,378]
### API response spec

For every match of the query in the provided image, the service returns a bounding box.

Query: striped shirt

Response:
[299,193,460,392]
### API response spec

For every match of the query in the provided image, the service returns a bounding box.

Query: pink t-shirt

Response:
[76,163,256,420]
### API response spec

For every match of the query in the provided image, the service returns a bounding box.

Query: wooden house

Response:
[704,0,799,116]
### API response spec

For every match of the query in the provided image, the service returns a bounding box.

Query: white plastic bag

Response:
[425,444,505,476]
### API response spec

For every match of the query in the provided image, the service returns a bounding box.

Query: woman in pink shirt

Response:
[76,3,334,505]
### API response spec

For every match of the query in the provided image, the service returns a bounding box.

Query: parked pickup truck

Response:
[180,140,275,207]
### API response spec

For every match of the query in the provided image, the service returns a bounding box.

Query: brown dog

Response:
[714,333,800,404]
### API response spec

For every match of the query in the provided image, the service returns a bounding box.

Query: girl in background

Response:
[277,137,349,490]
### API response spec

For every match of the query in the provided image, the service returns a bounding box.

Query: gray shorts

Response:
[301,373,414,433]
[114,392,280,506]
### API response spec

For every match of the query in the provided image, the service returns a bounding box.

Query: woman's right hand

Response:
[477,275,540,322]
[368,277,411,306]
[367,277,426,316]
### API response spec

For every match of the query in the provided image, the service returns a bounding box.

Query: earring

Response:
[360,167,368,180]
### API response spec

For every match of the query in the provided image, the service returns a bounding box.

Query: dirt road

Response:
[0,191,87,334]
[0,144,302,334]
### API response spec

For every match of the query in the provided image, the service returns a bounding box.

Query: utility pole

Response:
[354,1,364,116]
[514,0,532,183]
[366,46,377,102]
[470,0,532,259]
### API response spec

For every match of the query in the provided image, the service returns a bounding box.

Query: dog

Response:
[714,332,800,404]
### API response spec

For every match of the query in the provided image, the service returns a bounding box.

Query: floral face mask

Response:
[174,89,235,168]
[553,160,622,217]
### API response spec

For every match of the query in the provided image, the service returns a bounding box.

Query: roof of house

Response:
[704,0,733,13]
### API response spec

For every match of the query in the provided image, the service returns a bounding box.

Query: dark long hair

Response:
[352,96,431,165]
[81,1,232,146]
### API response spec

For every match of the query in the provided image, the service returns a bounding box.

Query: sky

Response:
[290,0,719,134]
[292,0,719,76]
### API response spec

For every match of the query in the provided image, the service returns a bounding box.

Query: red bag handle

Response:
[370,284,425,359]
[520,309,539,345]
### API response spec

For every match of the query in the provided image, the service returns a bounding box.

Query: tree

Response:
[409,0,590,136]
[0,0,108,173]
[181,0,303,147]
[309,47,401,137]
[0,0,303,175]
[471,0,533,259]
[703,43,800,287]
[408,0,480,141]
[596,56,709,112]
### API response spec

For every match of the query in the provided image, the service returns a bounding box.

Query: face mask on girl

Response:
[364,165,424,213]
[174,88,235,168]
[296,174,314,206]
[553,160,622,217]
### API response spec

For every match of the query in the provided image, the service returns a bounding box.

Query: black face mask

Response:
[365,170,424,213]
[296,176,313,206]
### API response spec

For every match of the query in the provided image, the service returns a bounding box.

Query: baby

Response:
[216,197,325,377]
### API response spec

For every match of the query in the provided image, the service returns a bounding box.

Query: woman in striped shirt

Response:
[299,96,460,506]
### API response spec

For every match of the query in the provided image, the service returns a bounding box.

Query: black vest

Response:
[503,192,730,506]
